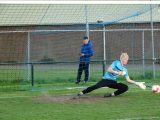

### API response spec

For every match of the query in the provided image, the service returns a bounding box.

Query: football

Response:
[152,85,160,93]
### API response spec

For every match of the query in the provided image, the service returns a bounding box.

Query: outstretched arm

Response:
[125,76,137,84]
[125,76,146,89]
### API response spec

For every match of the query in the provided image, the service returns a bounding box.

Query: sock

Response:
[111,93,115,97]
[79,91,83,95]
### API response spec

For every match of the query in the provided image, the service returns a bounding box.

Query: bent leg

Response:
[108,82,128,96]
[82,79,110,94]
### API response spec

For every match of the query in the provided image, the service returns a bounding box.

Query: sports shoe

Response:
[104,93,112,97]
[73,93,82,99]
[72,92,83,99]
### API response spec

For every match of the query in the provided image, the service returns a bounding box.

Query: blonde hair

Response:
[120,53,129,61]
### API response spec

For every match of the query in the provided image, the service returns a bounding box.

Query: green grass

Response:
[0,83,160,120]
[0,68,158,84]
[0,67,160,119]
[1,64,160,119]
[0,68,160,92]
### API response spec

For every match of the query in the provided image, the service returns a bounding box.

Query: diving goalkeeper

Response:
[74,53,146,98]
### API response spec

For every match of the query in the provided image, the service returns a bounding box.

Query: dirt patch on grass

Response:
[34,94,105,103]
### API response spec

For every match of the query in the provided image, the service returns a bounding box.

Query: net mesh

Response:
[0,4,160,91]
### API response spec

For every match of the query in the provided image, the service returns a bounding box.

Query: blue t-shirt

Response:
[102,60,129,81]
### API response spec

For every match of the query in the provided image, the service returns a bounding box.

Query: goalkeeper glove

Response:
[135,82,146,90]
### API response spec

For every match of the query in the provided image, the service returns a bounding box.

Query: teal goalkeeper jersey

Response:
[102,60,129,81]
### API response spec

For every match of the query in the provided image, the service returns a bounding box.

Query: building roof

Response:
[0,4,159,26]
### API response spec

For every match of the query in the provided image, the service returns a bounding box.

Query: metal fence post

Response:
[27,32,31,81]
[85,4,89,37]
[103,25,106,75]
[150,4,156,79]
[142,30,145,77]
[31,64,34,86]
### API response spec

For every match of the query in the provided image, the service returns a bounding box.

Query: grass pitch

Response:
[0,82,160,120]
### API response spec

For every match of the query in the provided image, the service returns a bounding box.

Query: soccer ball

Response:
[152,85,160,93]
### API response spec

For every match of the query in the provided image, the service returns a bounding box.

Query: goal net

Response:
[0,4,159,91]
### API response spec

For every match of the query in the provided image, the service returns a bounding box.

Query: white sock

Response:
[79,92,83,95]
[111,93,115,97]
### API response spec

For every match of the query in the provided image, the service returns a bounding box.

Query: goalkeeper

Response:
[75,53,146,98]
